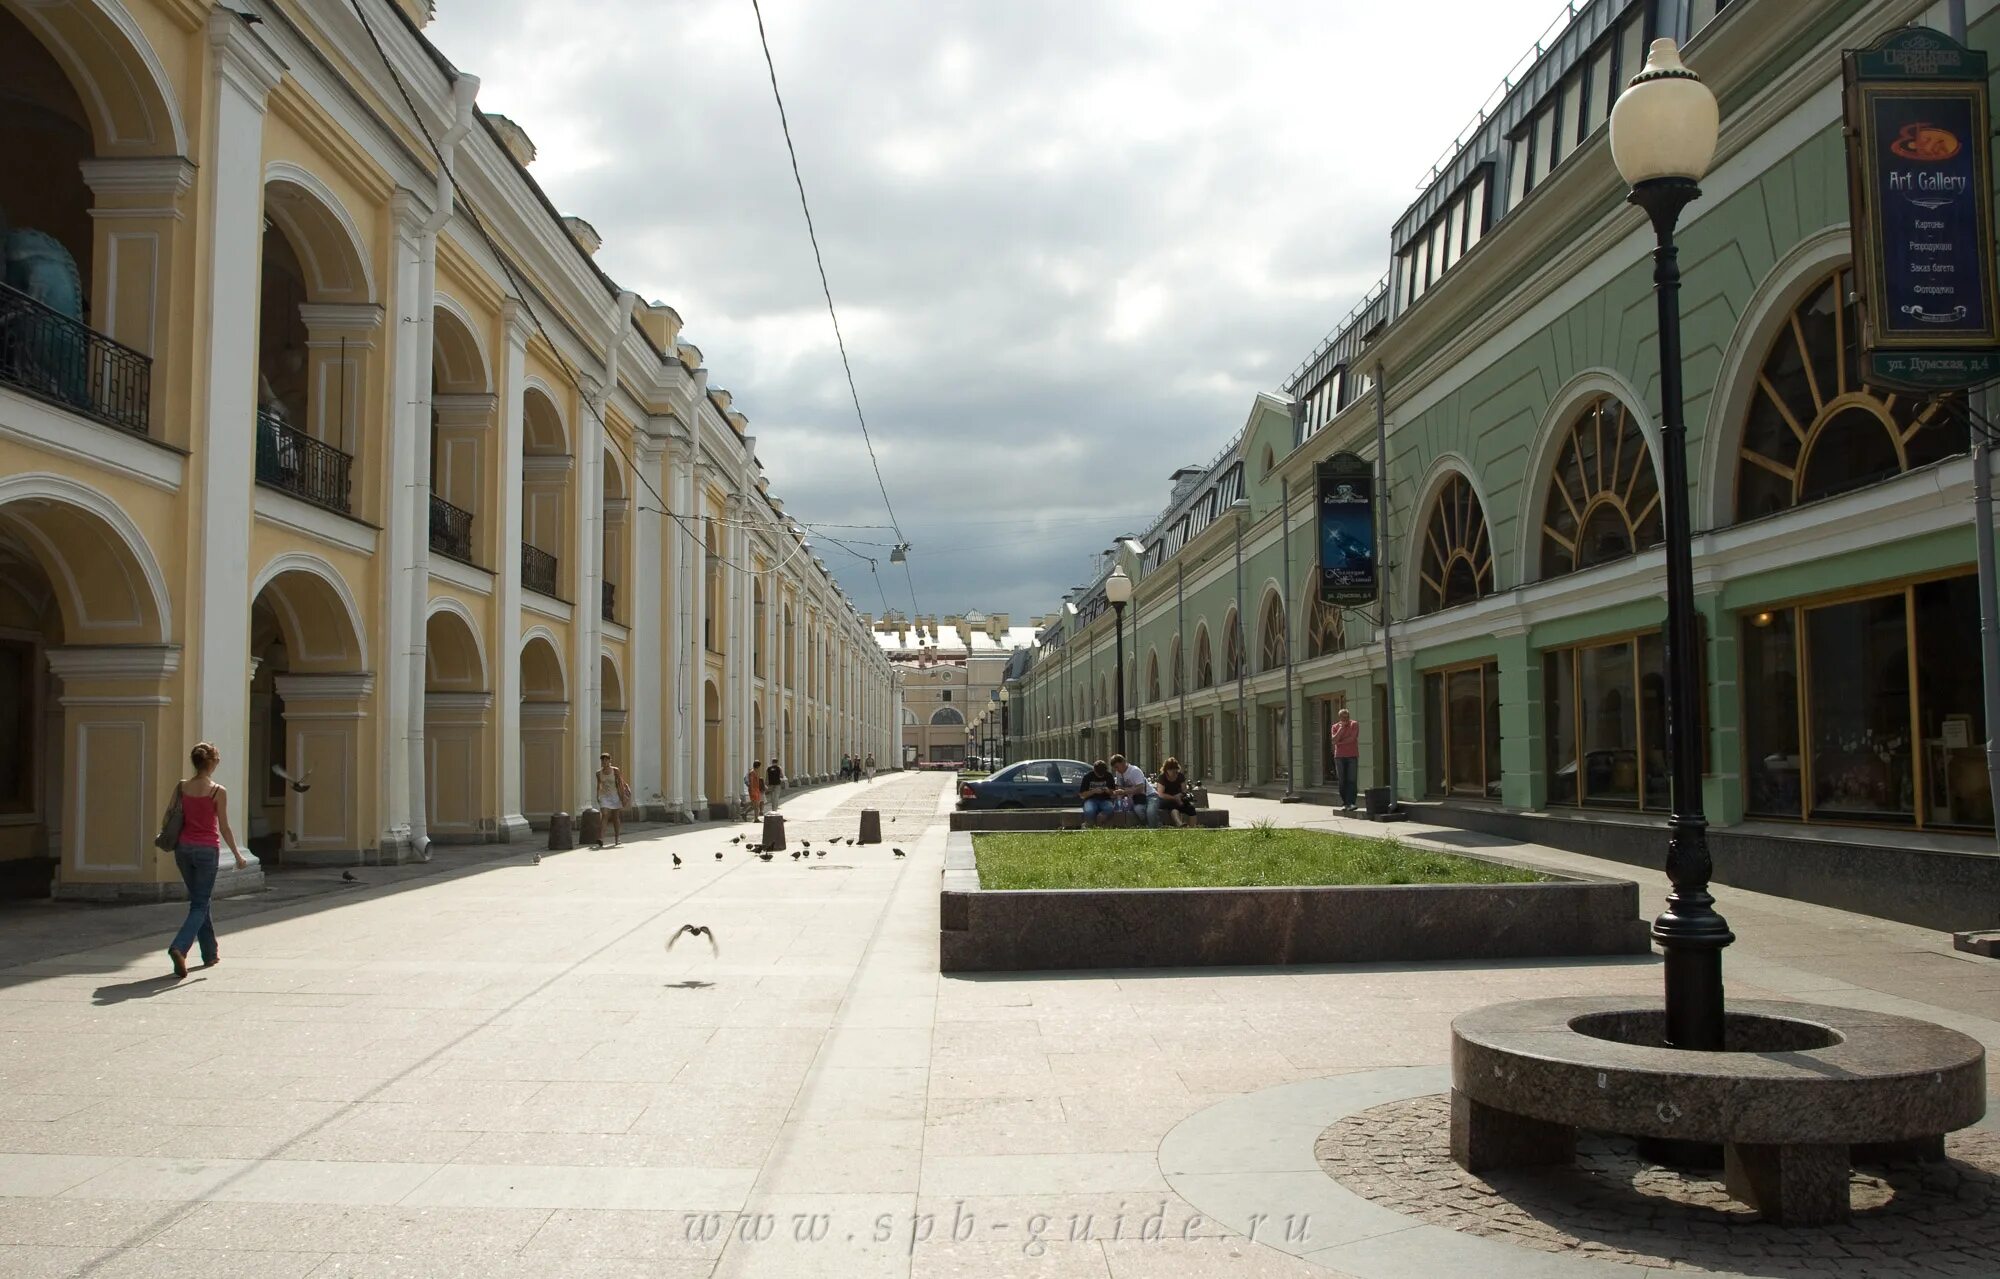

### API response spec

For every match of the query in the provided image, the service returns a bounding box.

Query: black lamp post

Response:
[1000,685,1011,767]
[1610,39,1734,1053]
[1105,567,1133,760]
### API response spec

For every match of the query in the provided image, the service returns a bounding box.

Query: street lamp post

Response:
[1105,568,1133,760]
[1610,39,1734,1053]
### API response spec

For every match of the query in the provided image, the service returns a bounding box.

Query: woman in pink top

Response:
[166,742,246,978]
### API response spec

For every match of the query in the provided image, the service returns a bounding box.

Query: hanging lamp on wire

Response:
[889,542,910,564]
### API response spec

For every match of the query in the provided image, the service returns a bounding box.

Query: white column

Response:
[573,403,604,807]
[724,493,748,804]
[192,12,283,811]
[632,434,666,817]
[383,193,431,862]
[663,432,692,819]
[685,434,709,815]
[494,303,532,840]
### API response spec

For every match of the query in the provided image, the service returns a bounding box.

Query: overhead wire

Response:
[747,0,919,616]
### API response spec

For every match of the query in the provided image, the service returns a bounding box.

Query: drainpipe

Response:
[405,72,480,863]
[1176,561,1187,771]
[1231,496,1250,796]
[1373,363,1402,814]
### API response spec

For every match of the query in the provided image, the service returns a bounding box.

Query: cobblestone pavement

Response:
[1317,1094,2000,1275]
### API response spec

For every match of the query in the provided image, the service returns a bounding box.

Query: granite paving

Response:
[0,775,1994,1277]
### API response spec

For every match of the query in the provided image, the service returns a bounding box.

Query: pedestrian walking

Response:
[1330,707,1361,812]
[595,752,630,846]
[161,741,246,978]
[745,759,765,820]
[864,751,876,781]
[766,759,784,810]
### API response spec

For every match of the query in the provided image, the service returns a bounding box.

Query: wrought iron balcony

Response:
[0,281,151,436]
[256,408,353,513]
[521,543,559,597]
[428,493,475,565]
[601,579,617,623]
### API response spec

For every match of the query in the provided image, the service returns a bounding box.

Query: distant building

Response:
[873,613,1039,765]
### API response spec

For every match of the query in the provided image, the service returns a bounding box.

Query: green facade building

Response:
[1007,0,1999,929]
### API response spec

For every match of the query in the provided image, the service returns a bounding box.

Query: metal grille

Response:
[256,409,353,513]
[601,579,617,622]
[0,282,152,436]
[521,543,559,597]
[428,493,475,565]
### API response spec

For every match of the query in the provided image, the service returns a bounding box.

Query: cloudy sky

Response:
[427,0,1564,620]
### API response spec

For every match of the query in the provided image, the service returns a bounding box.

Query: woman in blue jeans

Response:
[165,742,246,978]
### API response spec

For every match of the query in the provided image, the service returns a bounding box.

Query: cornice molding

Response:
[45,645,181,680]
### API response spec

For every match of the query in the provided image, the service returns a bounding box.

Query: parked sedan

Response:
[958,759,1091,809]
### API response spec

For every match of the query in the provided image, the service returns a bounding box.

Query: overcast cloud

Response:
[426,0,1564,620]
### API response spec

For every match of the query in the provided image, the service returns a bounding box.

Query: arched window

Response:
[1540,396,1661,579]
[1258,595,1287,671]
[1736,267,1968,520]
[1146,650,1160,702]
[1223,610,1245,680]
[1169,637,1183,695]
[1194,627,1214,689]
[930,706,965,726]
[902,707,918,726]
[1306,576,1347,658]
[1417,474,1494,615]
[1095,676,1107,716]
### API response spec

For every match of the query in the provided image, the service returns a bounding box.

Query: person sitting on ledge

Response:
[1150,757,1198,828]
[1078,759,1118,826]
[1108,753,1150,826]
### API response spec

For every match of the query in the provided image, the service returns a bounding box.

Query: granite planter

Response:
[939,832,1651,972]
[950,809,1229,832]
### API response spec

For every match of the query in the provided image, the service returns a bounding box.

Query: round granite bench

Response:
[1450,995,1987,1224]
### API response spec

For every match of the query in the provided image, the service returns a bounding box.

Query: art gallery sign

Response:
[1843,27,2000,389]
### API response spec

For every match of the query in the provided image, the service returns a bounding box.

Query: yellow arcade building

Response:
[0,0,901,900]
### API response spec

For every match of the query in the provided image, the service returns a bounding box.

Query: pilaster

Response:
[632,433,668,818]
[662,431,692,820]
[79,156,196,441]
[493,300,533,840]
[1494,626,1541,811]
[271,672,377,866]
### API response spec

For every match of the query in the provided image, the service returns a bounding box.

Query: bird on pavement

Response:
[672,853,682,868]
[533,854,541,866]
[730,835,744,845]
[892,849,905,858]
[791,850,802,861]
[714,851,723,860]
[757,851,774,862]
[748,844,763,854]
[667,924,718,955]
[341,870,358,881]
[815,849,826,858]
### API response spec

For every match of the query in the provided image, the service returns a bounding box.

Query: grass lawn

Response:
[972,826,1547,890]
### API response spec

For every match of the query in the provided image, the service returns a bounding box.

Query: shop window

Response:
[1740,575,1989,829]
[1423,659,1501,799]
[1417,474,1494,615]
[1540,395,1661,580]
[1545,628,1706,811]
[1736,268,1968,521]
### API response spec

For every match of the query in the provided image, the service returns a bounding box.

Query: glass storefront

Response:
[1544,629,1698,812]
[1423,659,1501,798]
[1741,574,1990,830]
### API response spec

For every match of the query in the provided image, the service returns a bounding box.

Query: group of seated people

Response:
[1077,753,1200,827]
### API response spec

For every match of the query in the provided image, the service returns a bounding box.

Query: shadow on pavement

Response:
[92,973,204,1005]
[948,952,1662,984]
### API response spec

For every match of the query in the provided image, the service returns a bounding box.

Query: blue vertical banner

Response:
[1317,453,1375,606]
[1844,28,2000,388]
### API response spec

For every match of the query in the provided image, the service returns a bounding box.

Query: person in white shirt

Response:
[1108,753,1149,824]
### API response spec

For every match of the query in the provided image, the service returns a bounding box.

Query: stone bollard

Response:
[858,809,882,845]
[761,813,786,852]
[548,811,574,852]
[579,807,603,847]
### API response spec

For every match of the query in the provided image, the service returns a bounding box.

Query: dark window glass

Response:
[1805,595,1912,824]
[1580,640,1638,807]
[1423,672,1445,797]
[0,639,33,813]
[1915,576,1992,829]
[1741,609,1802,817]
[1545,648,1577,807]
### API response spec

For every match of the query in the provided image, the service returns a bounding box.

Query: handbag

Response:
[616,770,633,808]
[153,782,184,851]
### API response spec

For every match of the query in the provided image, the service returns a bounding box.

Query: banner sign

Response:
[1843,28,2000,389]
[1316,453,1376,606]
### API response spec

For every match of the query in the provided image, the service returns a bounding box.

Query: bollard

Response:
[858,808,882,845]
[579,807,604,847]
[548,811,574,851]
[761,813,786,852]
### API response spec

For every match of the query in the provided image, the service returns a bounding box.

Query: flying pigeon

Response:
[666,924,718,955]
[892,849,905,859]
[271,764,314,793]
[672,853,682,868]
[341,870,358,881]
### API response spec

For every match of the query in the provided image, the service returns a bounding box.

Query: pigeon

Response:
[533,854,542,866]
[672,853,682,868]
[892,849,905,859]
[341,870,357,881]
[757,851,774,862]
[271,764,314,793]
[815,849,826,858]
[714,851,723,860]
[748,844,763,854]
[791,850,802,861]
[666,924,718,955]
[730,835,744,845]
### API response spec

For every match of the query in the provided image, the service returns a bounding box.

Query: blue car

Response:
[958,759,1092,809]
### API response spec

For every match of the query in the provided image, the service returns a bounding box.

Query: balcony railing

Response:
[522,543,559,597]
[428,493,475,565]
[0,281,151,435]
[601,579,617,623]
[256,409,353,513]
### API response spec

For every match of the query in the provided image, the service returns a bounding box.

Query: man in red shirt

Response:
[1329,708,1361,813]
